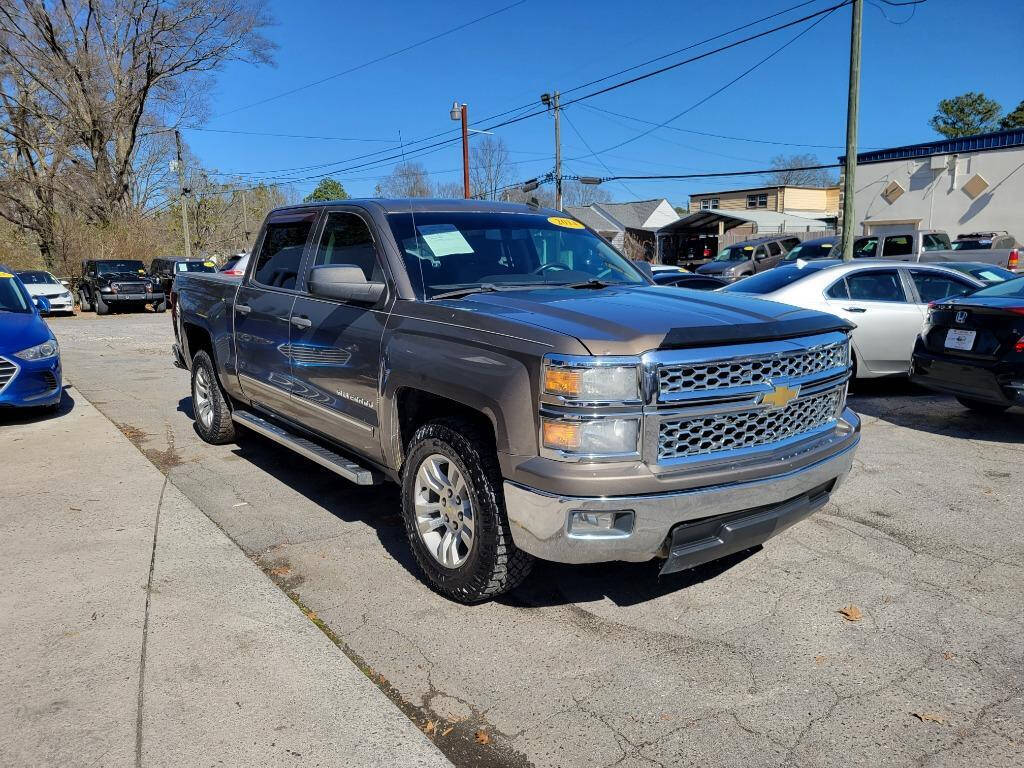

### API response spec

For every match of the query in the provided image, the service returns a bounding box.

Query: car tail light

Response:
[222,268,243,276]
[1016,337,1024,353]
[1007,308,1024,316]
[1009,248,1019,271]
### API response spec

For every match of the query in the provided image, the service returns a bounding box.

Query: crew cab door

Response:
[234,210,316,418]
[287,207,391,461]
[823,267,924,375]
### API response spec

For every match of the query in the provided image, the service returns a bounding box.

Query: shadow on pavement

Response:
[0,387,76,425]
[849,376,1024,443]
[504,548,760,608]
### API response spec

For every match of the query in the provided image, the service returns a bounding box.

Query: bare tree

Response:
[561,179,612,207]
[763,153,837,187]
[0,0,275,266]
[374,162,433,198]
[469,136,511,200]
[433,180,465,199]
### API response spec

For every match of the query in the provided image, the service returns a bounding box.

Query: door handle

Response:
[842,306,867,313]
[235,303,251,315]
[290,315,312,329]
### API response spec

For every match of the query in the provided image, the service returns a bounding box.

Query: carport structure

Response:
[658,209,833,268]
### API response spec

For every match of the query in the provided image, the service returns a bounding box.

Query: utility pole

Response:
[240,187,250,251]
[174,130,192,259]
[450,101,471,198]
[841,0,862,262]
[541,91,562,209]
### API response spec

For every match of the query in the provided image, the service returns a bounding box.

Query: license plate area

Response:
[945,328,976,351]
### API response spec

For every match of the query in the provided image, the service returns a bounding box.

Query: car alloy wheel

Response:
[193,364,215,430]
[413,453,475,569]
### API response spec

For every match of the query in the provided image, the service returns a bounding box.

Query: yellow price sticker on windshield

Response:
[138,268,146,273]
[548,216,584,229]
[203,261,215,267]
[0,271,12,278]
[742,246,754,251]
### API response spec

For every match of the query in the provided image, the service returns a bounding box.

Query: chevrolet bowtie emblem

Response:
[761,384,800,410]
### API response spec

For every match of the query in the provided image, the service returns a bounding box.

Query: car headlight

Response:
[100,285,113,292]
[542,417,639,456]
[145,282,153,292]
[542,356,640,403]
[15,339,59,361]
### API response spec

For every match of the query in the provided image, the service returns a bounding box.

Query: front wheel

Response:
[955,396,1009,415]
[191,350,235,444]
[153,299,167,313]
[401,420,533,603]
[95,293,109,315]
[78,290,92,312]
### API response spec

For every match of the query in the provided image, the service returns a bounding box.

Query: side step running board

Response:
[231,410,380,485]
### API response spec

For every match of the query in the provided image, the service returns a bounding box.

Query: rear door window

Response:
[767,241,781,257]
[909,269,974,304]
[844,269,907,302]
[881,235,913,258]
[853,237,877,257]
[252,218,314,289]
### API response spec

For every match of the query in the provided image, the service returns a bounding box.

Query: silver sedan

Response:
[721,259,985,378]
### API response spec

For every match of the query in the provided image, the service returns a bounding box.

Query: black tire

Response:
[190,350,235,444]
[95,293,109,315]
[400,420,533,603]
[154,299,167,313]
[955,396,1009,415]
[78,290,92,312]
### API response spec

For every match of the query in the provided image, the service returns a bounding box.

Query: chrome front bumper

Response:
[504,409,859,565]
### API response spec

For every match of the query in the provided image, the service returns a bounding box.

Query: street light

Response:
[450,100,470,199]
[578,176,603,186]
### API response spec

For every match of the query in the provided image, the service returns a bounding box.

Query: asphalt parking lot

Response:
[43,311,1024,768]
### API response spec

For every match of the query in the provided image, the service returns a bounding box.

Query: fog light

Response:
[568,510,634,538]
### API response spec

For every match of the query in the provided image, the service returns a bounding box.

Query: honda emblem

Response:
[955,310,968,324]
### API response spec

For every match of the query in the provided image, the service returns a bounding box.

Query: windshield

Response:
[96,260,146,275]
[713,245,753,262]
[176,261,217,273]
[951,239,992,250]
[783,241,836,261]
[967,276,1024,299]
[0,272,31,313]
[17,270,59,285]
[721,263,831,294]
[386,212,646,299]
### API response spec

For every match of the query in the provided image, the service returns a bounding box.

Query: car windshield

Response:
[17,270,59,285]
[386,211,646,299]
[966,276,1024,299]
[783,241,836,261]
[97,260,146,275]
[721,263,834,294]
[0,272,31,313]
[176,261,217,273]
[951,239,992,250]
[713,245,753,262]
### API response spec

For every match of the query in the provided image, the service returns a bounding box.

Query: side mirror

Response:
[34,295,51,314]
[60,280,70,287]
[308,264,385,304]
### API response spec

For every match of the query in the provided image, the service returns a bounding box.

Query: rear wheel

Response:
[400,420,533,603]
[191,350,235,444]
[955,396,1008,415]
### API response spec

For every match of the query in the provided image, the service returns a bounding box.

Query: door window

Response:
[922,233,951,251]
[909,270,973,304]
[313,212,383,281]
[826,279,848,299]
[767,241,781,257]
[853,237,877,257]
[881,235,913,257]
[844,270,907,302]
[753,246,768,260]
[781,238,801,251]
[252,219,313,289]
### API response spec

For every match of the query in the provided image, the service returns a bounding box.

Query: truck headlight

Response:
[542,356,640,403]
[15,339,59,361]
[542,417,639,456]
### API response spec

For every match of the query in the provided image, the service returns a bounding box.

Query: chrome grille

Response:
[657,341,848,396]
[658,386,844,461]
[0,357,16,392]
[278,343,351,366]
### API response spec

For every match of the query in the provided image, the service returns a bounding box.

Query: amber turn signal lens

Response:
[543,368,582,396]
[542,421,582,451]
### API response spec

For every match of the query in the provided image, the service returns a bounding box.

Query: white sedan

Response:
[721,259,985,378]
[16,270,76,315]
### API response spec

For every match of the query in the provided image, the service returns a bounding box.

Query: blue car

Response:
[0,265,62,411]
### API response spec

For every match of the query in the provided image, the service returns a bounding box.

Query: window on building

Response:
[746,193,768,209]
[699,198,719,210]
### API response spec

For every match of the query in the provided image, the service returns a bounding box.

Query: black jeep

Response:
[78,259,166,315]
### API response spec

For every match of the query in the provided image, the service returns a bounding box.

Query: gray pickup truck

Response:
[172,199,861,602]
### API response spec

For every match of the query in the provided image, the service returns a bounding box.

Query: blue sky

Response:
[185,0,1024,206]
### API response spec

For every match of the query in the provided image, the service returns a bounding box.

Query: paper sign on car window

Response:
[0,272,12,278]
[417,224,474,257]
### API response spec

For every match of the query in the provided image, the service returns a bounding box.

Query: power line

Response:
[210,0,527,120]
[593,163,841,182]
[561,110,641,199]
[178,127,399,142]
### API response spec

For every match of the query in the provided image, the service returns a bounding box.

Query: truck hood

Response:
[695,261,741,276]
[448,284,852,355]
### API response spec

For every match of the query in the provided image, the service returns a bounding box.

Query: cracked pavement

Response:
[50,313,1024,767]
